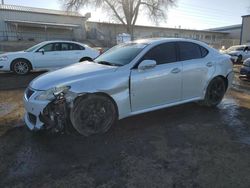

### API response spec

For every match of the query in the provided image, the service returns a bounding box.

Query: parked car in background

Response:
[24,38,233,136]
[222,45,250,64]
[0,41,100,75]
[240,58,250,79]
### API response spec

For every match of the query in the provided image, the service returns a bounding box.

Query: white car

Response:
[0,41,100,75]
[223,45,250,63]
[24,38,234,136]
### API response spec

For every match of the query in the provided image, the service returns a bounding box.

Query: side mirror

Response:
[138,60,157,71]
[38,49,45,55]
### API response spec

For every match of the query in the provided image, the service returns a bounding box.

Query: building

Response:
[0,4,248,49]
[209,15,250,46]
[0,4,89,42]
[87,21,233,48]
[208,24,241,40]
[208,24,242,47]
[241,15,250,44]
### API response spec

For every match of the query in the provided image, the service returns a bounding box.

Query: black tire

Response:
[70,94,117,136]
[201,77,226,107]
[12,59,31,75]
[237,55,243,64]
[79,57,92,62]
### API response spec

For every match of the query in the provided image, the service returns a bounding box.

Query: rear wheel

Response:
[71,95,117,136]
[201,77,226,107]
[12,59,31,75]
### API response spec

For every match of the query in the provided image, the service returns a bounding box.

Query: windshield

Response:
[95,42,148,66]
[25,43,46,52]
[227,46,244,52]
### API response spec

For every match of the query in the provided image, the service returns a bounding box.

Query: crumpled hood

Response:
[30,62,118,90]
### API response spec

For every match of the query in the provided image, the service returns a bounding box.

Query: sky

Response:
[3,0,250,30]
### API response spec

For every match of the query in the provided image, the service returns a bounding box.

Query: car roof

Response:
[132,38,209,46]
[41,40,85,45]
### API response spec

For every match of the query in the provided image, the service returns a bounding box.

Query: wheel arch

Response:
[73,92,119,119]
[79,57,93,62]
[208,75,228,91]
[10,58,33,71]
[216,75,228,91]
[202,75,228,99]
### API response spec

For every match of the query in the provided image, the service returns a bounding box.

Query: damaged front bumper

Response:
[23,94,50,131]
[23,88,78,132]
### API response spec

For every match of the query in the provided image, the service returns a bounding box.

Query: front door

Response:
[60,43,82,65]
[130,42,182,112]
[33,43,63,69]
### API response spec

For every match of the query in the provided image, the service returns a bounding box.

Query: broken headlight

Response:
[35,86,71,101]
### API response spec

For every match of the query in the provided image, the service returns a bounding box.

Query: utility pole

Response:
[1,0,4,5]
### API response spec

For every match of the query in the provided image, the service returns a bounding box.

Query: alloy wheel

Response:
[14,61,29,75]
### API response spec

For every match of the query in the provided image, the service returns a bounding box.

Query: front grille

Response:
[26,88,35,99]
[28,113,37,125]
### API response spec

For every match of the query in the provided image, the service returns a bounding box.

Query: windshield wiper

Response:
[96,61,121,67]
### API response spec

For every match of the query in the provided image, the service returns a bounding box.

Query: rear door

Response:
[130,42,182,112]
[60,43,84,65]
[178,42,215,100]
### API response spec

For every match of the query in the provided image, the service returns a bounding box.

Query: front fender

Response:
[69,69,132,119]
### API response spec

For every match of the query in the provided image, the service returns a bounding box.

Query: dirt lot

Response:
[0,71,250,187]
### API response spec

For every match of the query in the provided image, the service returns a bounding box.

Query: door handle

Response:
[206,62,213,67]
[171,68,181,74]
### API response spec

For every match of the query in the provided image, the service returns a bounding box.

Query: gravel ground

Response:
[0,70,250,188]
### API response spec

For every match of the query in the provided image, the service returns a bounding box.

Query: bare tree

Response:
[62,0,176,38]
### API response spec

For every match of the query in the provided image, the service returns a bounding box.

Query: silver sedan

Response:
[24,38,234,136]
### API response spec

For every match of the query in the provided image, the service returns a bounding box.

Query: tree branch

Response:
[104,0,126,25]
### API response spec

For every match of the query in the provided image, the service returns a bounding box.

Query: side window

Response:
[61,43,70,51]
[178,42,202,61]
[42,44,54,52]
[200,46,209,57]
[73,44,85,50]
[53,43,61,51]
[142,42,177,65]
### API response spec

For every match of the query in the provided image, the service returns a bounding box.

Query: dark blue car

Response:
[240,58,250,78]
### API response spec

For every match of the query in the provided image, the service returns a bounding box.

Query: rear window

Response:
[178,42,208,61]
